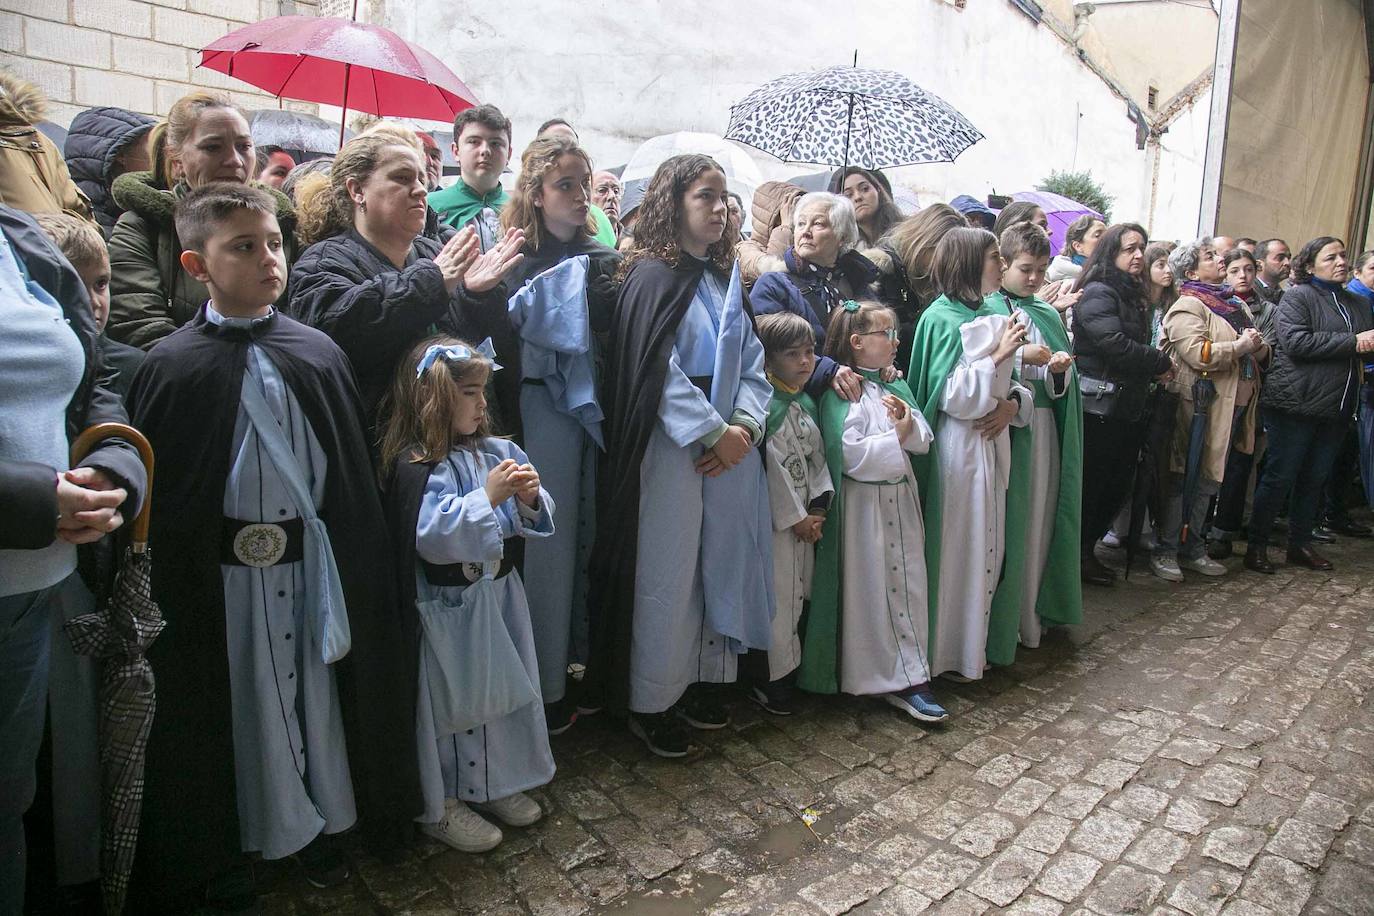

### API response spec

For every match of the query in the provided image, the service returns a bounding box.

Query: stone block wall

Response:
[0,0,319,126]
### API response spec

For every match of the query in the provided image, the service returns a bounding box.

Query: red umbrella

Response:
[199,15,477,139]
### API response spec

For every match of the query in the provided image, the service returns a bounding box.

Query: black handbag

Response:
[1078,374,1120,418]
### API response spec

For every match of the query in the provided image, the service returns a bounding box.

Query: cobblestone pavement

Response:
[258,535,1374,915]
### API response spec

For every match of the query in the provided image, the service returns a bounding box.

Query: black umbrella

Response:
[249,108,353,156]
[62,424,162,915]
[1179,346,1218,547]
[1125,387,1179,578]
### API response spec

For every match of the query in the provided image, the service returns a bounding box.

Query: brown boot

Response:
[1286,544,1333,570]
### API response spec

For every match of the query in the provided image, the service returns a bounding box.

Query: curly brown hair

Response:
[618,154,738,279]
[501,136,597,250]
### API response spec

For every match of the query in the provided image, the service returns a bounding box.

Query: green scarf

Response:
[994,290,1084,630]
[906,294,1028,669]
[798,368,918,694]
[766,376,818,439]
[427,179,509,229]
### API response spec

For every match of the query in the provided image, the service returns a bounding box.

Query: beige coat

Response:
[0,70,91,221]
[1160,295,1272,482]
[737,180,801,286]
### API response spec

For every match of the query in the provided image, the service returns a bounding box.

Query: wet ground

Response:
[257,532,1374,915]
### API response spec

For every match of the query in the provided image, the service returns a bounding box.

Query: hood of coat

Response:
[64,106,156,187]
[111,170,296,229]
[750,180,801,233]
[0,70,44,128]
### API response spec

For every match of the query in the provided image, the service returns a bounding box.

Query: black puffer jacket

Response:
[1261,281,1372,420]
[1072,278,1172,383]
[63,106,155,235]
[288,228,490,425]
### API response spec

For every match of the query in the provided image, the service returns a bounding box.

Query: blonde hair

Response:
[378,335,496,474]
[31,212,106,272]
[148,91,246,189]
[501,136,596,250]
[881,204,966,306]
[295,131,424,246]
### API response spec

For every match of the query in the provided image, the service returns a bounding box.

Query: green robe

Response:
[907,294,1029,670]
[427,179,509,229]
[797,368,918,694]
[992,290,1084,630]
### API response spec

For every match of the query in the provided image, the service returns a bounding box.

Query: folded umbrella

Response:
[62,424,161,916]
[1179,343,1218,548]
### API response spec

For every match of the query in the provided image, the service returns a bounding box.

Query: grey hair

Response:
[1168,236,1213,283]
[794,191,860,253]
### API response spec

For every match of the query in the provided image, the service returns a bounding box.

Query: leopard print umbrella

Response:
[725,66,983,169]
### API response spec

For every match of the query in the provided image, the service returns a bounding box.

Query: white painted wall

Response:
[384,0,1205,237]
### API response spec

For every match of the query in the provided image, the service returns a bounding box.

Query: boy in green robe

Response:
[428,104,512,249]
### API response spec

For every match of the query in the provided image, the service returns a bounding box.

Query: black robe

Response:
[583,256,725,712]
[125,309,420,906]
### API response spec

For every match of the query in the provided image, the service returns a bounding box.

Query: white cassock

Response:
[765,399,833,681]
[838,379,936,696]
[1015,324,1072,649]
[931,314,1034,680]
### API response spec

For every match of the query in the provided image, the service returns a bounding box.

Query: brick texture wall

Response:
[0,0,320,127]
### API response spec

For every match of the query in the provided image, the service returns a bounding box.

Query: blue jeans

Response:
[0,584,56,916]
[1248,411,1348,550]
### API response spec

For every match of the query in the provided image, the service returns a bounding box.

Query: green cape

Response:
[427,179,509,229]
[994,290,1083,630]
[797,368,918,694]
[766,379,819,438]
[906,294,1028,669]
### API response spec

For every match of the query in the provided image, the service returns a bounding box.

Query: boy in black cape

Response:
[126,183,419,910]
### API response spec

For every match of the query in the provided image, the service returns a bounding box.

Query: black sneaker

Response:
[545,698,578,736]
[674,693,730,730]
[749,681,794,716]
[1206,538,1233,560]
[629,711,690,758]
[294,834,350,889]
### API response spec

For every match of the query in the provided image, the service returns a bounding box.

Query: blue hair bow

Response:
[415,338,502,378]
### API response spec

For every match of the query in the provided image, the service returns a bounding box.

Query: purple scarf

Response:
[1180,280,1253,332]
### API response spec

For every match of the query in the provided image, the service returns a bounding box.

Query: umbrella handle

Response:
[1200,339,1211,369]
[70,423,155,552]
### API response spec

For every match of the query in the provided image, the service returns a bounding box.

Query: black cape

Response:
[125,309,421,905]
[583,256,723,712]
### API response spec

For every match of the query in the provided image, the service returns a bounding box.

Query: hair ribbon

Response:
[416,338,502,377]
[842,299,860,312]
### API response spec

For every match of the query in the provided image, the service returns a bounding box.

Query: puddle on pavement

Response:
[755,802,849,863]
[602,872,732,914]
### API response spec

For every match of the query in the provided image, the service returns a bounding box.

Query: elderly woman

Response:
[289,129,525,426]
[750,191,878,400]
[106,91,298,348]
[1149,238,1269,582]
[829,167,903,247]
[1072,223,1174,586]
[1245,237,1374,573]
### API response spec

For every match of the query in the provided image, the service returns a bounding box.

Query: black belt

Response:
[221,516,305,567]
[422,552,516,586]
[522,378,546,387]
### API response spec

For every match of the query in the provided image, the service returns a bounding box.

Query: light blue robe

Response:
[629,263,774,714]
[413,439,557,821]
[508,257,602,703]
[212,305,356,861]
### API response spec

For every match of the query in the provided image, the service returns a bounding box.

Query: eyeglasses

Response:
[858,328,899,342]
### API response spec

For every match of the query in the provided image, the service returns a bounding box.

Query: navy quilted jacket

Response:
[63,106,155,234]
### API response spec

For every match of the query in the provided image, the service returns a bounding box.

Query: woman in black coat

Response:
[288,128,525,428]
[0,204,145,916]
[1071,223,1173,586]
[1244,237,1374,573]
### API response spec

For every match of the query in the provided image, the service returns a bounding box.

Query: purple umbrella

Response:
[1011,190,1103,257]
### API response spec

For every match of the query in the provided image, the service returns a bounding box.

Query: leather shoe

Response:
[1081,553,1116,587]
[1324,517,1372,538]
[1287,545,1333,571]
[1243,546,1275,574]
[1311,526,1336,543]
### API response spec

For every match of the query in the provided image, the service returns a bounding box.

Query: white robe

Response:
[838,381,935,696]
[930,314,1034,680]
[765,399,833,681]
[1015,324,1072,649]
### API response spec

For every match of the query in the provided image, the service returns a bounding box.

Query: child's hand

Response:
[883,394,914,442]
[513,463,541,506]
[1048,350,1074,374]
[992,317,1029,365]
[1021,343,1051,367]
[485,458,522,507]
[696,425,752,477]
[879,365,901,382]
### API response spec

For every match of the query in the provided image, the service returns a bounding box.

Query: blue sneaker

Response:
[883,690,949,723]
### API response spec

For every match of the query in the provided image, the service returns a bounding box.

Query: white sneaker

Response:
[1100,530,1124,549]
[1180,555,1227,577]
[1150,555,1184,582]
[419,799,503,852]
[474,791,543,827]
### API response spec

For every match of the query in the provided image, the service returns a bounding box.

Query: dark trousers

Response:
[1318,421,1361,523]
[1210,408,1256,538]
[1248,410,1347,550]
[1080,414,1148,553]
